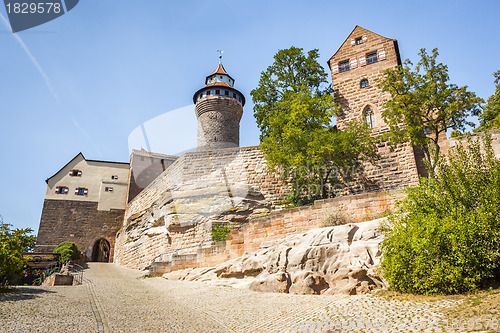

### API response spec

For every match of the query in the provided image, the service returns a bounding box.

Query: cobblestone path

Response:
[0,263,468,332]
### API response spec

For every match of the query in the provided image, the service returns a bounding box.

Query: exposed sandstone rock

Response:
[163,219,387,295]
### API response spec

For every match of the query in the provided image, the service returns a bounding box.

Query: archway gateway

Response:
[91,239,110,262]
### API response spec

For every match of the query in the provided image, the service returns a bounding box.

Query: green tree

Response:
[251,46,378,204]
[53,242,81,263]
[379,48,483,174]
[0,216,36,286]
[381,133,500,294]
[477,70,500,131]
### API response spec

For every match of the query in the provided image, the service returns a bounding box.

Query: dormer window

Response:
[69,170,82,177]
[360,79,369,88]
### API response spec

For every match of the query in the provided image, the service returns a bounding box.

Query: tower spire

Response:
[217,49,224,64]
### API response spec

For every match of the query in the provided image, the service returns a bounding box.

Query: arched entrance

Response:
[91,239,110,262]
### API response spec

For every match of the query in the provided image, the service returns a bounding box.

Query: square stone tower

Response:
[327,26,423,190]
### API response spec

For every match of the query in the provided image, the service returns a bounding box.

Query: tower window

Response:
[105,187,113,192]
[233,93,236,98]
[225,90,229,96]
[339,60,350,72]
[355,37,363,45]
[206,90,211,95]
[360,79,369,88]
[364,107,376,128]
[215,89,220,95]
[111,175,118,180]
[367,52,378,64]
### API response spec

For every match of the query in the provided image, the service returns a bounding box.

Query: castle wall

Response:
[148,189,402,275]
[114,146,285,270]
[35,199,124,261]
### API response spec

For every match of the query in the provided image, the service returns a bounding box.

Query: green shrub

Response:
[211,223,233,242]
[53,242,81,263]
[381,133,500,294]
[322,210,351,227]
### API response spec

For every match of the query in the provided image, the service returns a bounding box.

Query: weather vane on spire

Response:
[217,50,224,63]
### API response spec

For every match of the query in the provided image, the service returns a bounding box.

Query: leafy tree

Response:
[381,133,500,294]
[379,48,483,174]
[251,46,378,204]
[53,242,81,263]
[477,70,500,131]
[0,216,36,286]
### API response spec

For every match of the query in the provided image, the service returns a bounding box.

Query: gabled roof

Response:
[45,152,129,183]
[327,25,397,68]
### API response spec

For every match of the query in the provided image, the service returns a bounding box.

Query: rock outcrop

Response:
[163,218,387,295]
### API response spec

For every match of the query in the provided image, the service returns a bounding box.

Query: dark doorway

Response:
[91,239,110,262]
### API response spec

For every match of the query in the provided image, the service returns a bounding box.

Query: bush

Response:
[381,134,500,294]
[322,210,351,227]
[53,242,81,263]
[211,223,232,242]
[0,218,35,286]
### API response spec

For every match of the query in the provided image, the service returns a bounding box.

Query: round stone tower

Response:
[193,61,245,151]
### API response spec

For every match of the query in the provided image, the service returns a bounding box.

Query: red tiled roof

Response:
[210,63,229,76]
[206,82,232,87]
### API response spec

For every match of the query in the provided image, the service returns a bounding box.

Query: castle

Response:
[35,26,499,272]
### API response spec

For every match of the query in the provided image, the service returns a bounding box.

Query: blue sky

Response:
[1,0,499,233]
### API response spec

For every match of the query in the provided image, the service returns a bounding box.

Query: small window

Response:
[233,93,236,98]
[206,90,211,96]
[215,89,220,95]
[364,107,376,128]
[339,60,350,73]
[69,170,81,177]
[219,76,223,79]
[355,37,362,45]
[224,90,229,96]
[55,186,68,194]
[140,156,145,161]
[75,188,88,196]
[105,187,113,192]
[111,175,118,180]
[360,79,369,88]
[367,52,378,64]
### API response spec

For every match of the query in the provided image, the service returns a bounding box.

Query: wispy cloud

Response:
[1,13,104,157]
[0,13,59,101]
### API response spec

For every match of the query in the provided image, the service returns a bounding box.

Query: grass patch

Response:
[446,288,500,321]
[373,290,461,303]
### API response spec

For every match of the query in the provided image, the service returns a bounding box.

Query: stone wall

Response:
[149,189,402,275]
[440,128,500,158]
[35,199,124,261]
[114,146,285,270]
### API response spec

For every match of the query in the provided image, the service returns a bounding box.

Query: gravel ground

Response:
[0,263,471,332]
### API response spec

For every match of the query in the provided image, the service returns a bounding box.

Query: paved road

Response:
[0,263,463,332]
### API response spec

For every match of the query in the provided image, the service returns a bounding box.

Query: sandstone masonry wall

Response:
[114,146,285,270]
[149,189,402,275]
[35,199,124,261]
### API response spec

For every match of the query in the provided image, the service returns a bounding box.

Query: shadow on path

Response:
[0,287,56,302]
